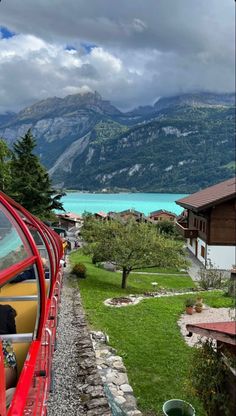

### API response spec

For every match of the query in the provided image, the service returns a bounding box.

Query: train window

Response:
[43,231,57,273]
[0,263,40,376]
[29,228,52,295]
[0,204,32,272]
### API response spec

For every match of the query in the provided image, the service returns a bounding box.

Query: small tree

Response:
[82,218,187,289]
[198,261,224,290]
[157,219,183,240]
[9,129,64,219]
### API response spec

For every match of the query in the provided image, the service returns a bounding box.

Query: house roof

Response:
[186,321,236,346]
[119,209,143,216]
[95,211,107,218]
[57,212,83,221]
[176,178,236,212]
[150,209,176,217]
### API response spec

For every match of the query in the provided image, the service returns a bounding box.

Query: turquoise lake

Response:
[60,193,188,216]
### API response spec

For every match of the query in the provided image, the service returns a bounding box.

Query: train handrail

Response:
[17,279,50,284]
[0,333,33,343]
[0,296,38,301]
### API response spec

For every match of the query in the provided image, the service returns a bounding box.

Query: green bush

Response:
[198,263,224,290]
[189,339,232,416]
[72,263,87,279]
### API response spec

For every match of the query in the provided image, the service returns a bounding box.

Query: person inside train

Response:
[10,266,35,283]
[0,304,17,390]
[10,257,49,283]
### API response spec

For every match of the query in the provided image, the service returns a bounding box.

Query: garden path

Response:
[178,306,235,347]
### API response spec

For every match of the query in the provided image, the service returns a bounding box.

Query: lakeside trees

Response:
[82,217,187,289]
[0,129,64,219]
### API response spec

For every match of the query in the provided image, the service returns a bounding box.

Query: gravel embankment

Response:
[47,274,111,416]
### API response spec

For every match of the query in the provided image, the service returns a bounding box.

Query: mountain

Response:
[0,91,235,193]
[126,92,235,120]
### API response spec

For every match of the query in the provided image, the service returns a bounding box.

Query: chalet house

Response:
[56,212,83,230]
[94,211,108,220]
[176,178,236,270]
[149,209,177,222]
[118,209,151,223]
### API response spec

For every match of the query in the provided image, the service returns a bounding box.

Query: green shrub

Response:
[72,263,87,279]
[189,339,232,416]
[198,263,224,290]
[185,297,195,307]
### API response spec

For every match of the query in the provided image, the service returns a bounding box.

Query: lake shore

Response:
[58,192,188,216]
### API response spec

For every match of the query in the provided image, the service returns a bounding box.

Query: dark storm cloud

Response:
[1,0,233,53]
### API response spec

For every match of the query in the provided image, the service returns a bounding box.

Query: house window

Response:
[190,238,193,246]
[201,245,205,258]
[194,218,197,227]
[203,222,206,233]
[200,220,202,231]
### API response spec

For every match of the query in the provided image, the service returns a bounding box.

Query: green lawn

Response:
[134,266,188,274]
[70,252,233,416]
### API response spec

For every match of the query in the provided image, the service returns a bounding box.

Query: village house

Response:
[56,212,83,230]
[176,178,236,270]
[94,211,108,220]
[149,209,177,222]
[118,209,151,223]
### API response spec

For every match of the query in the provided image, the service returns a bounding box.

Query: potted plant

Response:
[195,296,203,304]
[185,298,195,315]
[195,302,203,313]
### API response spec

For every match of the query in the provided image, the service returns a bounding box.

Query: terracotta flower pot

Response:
[186,306,194,315]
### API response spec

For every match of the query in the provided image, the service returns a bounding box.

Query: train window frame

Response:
[0,195,46,340]
[0,203,33,272]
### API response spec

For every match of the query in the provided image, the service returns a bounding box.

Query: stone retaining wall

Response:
[91,331,142,416]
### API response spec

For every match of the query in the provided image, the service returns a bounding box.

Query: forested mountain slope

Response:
[0,92,234,192]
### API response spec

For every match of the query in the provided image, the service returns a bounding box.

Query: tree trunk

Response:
[121,268,130,289]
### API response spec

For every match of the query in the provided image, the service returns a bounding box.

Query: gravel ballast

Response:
[47,279,111,416]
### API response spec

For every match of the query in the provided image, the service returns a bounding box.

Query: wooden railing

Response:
[176,221,198,238]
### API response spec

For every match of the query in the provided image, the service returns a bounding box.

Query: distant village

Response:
[54,177,236,273]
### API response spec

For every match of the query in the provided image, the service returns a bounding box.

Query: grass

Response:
[70,252,234,416]
[134,266,188,274]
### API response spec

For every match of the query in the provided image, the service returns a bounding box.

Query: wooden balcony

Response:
[176,221,198,238]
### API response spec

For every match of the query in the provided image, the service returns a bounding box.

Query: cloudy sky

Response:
[0,0,234,113]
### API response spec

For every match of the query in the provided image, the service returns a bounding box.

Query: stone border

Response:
[104,289,207,307]
[91,331,142,416]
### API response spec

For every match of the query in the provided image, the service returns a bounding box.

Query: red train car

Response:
[0,192,64,415]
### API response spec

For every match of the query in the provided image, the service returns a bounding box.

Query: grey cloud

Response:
[76,64,100,79]
[1,0,234,53]
[0,0,234,113]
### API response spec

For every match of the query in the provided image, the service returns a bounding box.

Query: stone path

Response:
[178,306,235,347]
[186,250,203,281]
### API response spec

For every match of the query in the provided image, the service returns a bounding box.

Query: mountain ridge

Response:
[0,91,235,193]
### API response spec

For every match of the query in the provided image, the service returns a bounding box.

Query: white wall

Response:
[187,237,206,266]
[206,245,236,270]
[187,238,195,255]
